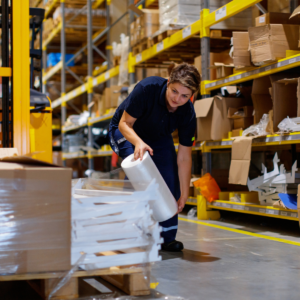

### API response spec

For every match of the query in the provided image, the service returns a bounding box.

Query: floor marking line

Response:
[179,217,300,247]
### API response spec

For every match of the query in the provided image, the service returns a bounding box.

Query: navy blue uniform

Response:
[109,76,196,243]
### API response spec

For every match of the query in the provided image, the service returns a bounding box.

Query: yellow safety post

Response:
[13,0,30,155]
[197,195,220,220]
[200,8,210,38]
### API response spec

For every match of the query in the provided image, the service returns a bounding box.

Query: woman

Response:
[108,63,201,252]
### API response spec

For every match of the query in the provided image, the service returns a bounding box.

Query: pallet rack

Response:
[38,0,300,222]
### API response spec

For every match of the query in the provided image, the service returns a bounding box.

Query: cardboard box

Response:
[229,137,253,185]
[233,32,252,69]
[92,93,104,117]
[194,52,233,81]
[269,77,299,132]
[232,129,243,137]
[228,106,254,119]
[251,77,273,124]
[210,63,235,79]
[104,87,111,110]
[110,85,128,108]
[194,96,249,141]
[255,12,300,27]
[233,117,254,129]
[0,149,72,274]
[248,24,300,65]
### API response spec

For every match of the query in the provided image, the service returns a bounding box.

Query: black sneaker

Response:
[161,240,184,252]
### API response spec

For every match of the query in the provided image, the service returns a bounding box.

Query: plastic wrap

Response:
[278,117,300,133]
[0,161,163,299]
[118,34,129,86]
[158,0,252,33]
[121,152,178,222]
[242,114,270,137]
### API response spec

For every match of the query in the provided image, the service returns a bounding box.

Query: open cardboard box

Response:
[0,148,72,274]
[209,62,235,79]
[228,106,254,130]
[194,96,250,141]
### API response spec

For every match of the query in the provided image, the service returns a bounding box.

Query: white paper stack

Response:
[71,178,163,270]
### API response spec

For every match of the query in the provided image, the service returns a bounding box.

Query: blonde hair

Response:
[169,63,201,94]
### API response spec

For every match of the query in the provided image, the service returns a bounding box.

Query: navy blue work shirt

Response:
[109,76,196,147]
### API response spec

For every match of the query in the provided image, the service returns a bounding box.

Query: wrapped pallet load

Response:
[159,0,252,31]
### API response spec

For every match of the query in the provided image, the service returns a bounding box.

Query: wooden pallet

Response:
[152,29,179,44]
[0,266,150,299]
[132,37,153,55]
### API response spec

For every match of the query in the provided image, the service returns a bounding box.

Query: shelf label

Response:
[81,85,86,92]
[289,58,296,64]
[233,205,242,210]
[265,66,271,71]
[156,41,164,52]
[105,72,110,80]
[235,75,241,80]
[73,90,77,97]
[259,208,265,213]
[281,211,287,216]
[277,62,282,67]
[93,78,98,86]
[182,26,191,39]
[244,207,249,211]
[215,6,227,21]
[136,53,142,63]
[291,213,297,218]
[266,210,274,215]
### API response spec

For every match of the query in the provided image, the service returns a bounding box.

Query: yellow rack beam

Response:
[42,22,62,50]
[44,0,59,19]
[0,67,12,77]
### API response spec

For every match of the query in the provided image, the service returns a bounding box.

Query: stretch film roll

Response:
[121,152,178,222]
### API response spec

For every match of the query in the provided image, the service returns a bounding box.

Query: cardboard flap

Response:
[209,63,234,69]
[0,148,19,159]
[290,5,300,19]
[275,78,299,85]
[194,98,214,118]
[0,156,60,167]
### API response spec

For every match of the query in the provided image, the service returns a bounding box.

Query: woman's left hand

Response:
[177,196,188,213]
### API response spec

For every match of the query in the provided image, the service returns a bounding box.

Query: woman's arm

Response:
[119,111,153,160]
[177,144,192,213]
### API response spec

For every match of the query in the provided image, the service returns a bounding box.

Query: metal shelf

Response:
[62,123,87,133]
[208,200,299,221]
[186,197,197,206]
[62,152,88,160]
[204,132,300,150]
[204,54,300,94]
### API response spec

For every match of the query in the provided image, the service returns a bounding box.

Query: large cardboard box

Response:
[248,24,300,65]
[194,52,233,81]
[110,85,128,108]
[104,87,111,110]
[233,32,252,69]
[194,96,248,141]
[0,149,72,274]
[251,77,273,124]
[255,12,300,27]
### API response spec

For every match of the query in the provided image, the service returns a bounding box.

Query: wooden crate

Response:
[0,266,150,299]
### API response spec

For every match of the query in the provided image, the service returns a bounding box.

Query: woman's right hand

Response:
[134,141,153,161]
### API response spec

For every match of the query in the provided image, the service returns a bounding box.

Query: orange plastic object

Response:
[193,173,221,202]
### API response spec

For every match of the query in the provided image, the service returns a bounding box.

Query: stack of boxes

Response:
[130,9,159,47]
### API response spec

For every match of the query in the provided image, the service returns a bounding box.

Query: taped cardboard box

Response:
[194,96,249,141]
[0,149,72,274]
[255,12,300,27]
[233,32,252,69]
[248,24,300,66]
[229,137,253,185]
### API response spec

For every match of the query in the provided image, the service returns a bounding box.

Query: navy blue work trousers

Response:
[109,128,180,243]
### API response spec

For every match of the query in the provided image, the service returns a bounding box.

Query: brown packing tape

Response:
[229,137,254,185]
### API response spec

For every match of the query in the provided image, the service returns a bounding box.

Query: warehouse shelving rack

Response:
[39,0,300,221]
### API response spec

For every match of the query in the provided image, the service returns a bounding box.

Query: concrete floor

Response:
[152,209,300,300]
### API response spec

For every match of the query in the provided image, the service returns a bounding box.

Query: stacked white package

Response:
[158,0,252,31]
[71,178,163,270]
